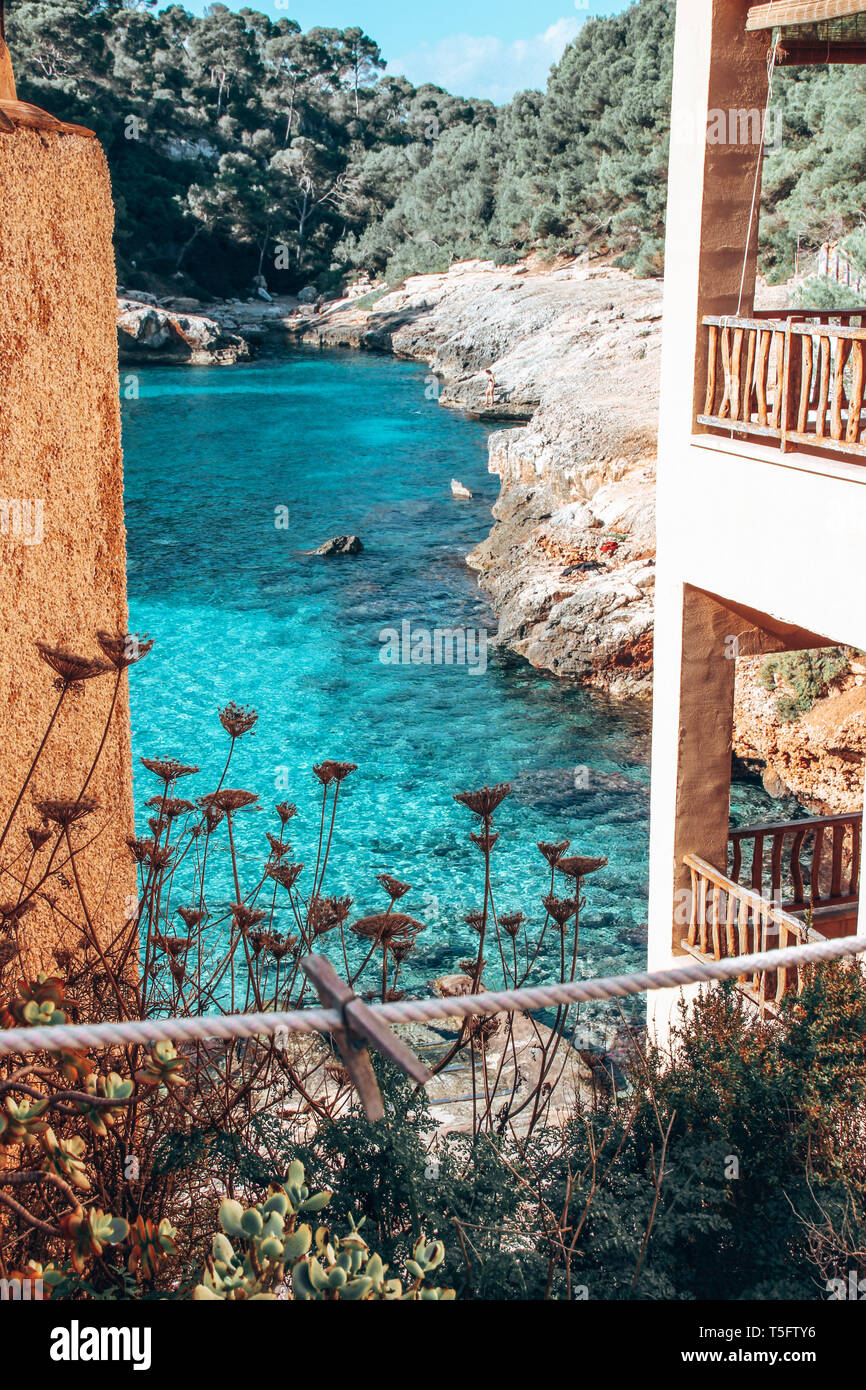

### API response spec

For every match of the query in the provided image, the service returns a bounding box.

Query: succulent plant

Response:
[41,1128,90,1190]
[6,1261,64,1298]
[74,1071,135,1137]
[193,1158,454,1302]
[134,1040,185,1092]
[58,1048,95,1086]
[59,1207,129,1274]
[0,972,69,1028]
[128,1216,179,1280]
[0,1096,49,1146]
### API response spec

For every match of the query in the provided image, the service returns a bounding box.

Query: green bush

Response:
[759,647,855,722]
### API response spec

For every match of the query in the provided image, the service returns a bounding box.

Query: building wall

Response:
[0,127,136,973]
[648,0,866,1034]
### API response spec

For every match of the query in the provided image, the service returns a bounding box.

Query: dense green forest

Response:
[7,0,866,298]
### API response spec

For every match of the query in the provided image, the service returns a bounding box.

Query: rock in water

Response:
[315,535,364,556]
[117,299,248,365]
[451,479,472,499]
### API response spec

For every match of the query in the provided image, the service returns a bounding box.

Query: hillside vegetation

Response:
[8,1,866,298]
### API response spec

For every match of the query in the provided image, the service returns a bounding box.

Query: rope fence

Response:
[2,931,865,1058]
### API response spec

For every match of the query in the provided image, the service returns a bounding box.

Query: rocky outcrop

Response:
[735,659,866,814]
[117,297,249,365]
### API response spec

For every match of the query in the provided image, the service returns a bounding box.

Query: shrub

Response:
[758,647,855,722]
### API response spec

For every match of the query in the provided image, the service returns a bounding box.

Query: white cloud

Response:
[388,17,582,105]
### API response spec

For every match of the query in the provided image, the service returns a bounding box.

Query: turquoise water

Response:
[121,351,786,1012]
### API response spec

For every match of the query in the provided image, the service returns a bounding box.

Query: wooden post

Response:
[301,955,430,1122]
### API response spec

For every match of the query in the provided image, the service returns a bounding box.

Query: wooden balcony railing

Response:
[729,813,861,919]
[699,311,866,460]
[683,853,825,1009]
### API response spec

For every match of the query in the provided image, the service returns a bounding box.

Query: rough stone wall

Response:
[0,127,136,972]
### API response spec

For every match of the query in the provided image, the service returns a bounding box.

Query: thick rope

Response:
[1,933,865,1057]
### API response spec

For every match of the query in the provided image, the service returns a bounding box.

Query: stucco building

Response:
[649,0,866,1032]
[0,21,136,972]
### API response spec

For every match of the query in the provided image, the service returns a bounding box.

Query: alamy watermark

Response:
[671,107,784,153]
[0,498,43,546]
[1,1276,44,1300]
[378,620,487,674]
[827,1270,866,1300]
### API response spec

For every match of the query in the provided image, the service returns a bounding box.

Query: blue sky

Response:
[169,0,629,104]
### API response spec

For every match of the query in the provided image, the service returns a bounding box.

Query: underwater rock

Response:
[315,535,364,556]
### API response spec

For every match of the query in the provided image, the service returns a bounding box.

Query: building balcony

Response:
[682,812,862,1011]
[698,309,866,463]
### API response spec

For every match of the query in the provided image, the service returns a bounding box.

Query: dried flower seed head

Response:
[556,855,608,881]
[169,959,186,984]
[351,912,425,947]
[199,789,259,814]
[35,642,111,687]
[27,827,53,852]
[96,631,155,670]
[147,817,162,838]
[268,861,304,891]
[275,802,297,825]
[469,830,499,853]
[219,702,258,739]
[454,783,511,820]
[537,840,570,868]
[542,893,575,928]
[499,912,525,938]
[230,905,267,933]
[176,907,206,930]
[326,1063,351,1087]
[0,900,35,924]
[140,758,199,786]
[389,940,415,964]
[313,760,358,787]
[249,930,272,957]
[465,911,486,934]
[126,837,172,870]
[307,894,353,936]
[145,797,195,821]
[269,932,297,962]
[34,798,98,828]
[459,957,485,976]
[203,805,223,834]
[376,873,411,902]
[266,832,289,860]
[156,935,189,958]
[468,1015,501,1044]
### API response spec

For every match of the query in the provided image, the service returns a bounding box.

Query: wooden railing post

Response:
[683,851,832,1010]
[698,313,866,459]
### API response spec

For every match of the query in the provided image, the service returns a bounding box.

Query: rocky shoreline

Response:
[116,260,864,815]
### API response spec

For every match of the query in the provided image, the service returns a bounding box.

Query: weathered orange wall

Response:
[0,127,136,972]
